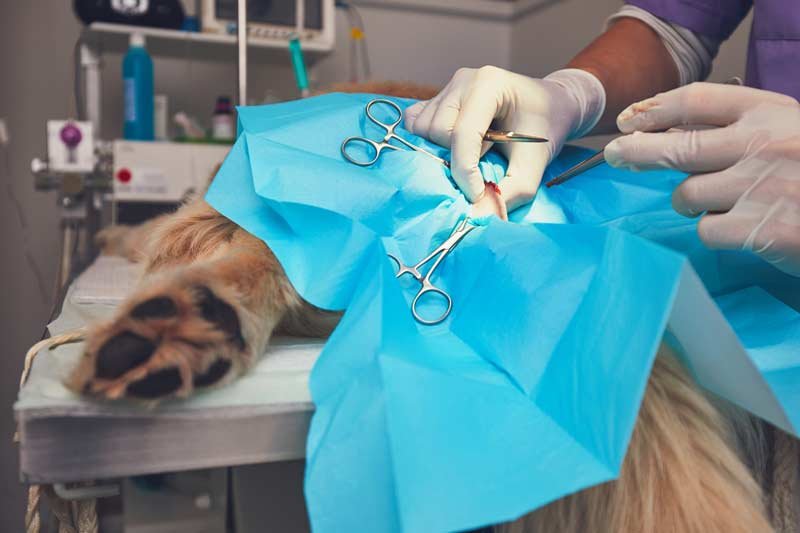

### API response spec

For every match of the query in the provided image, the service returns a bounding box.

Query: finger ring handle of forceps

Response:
[341,99,404,166]
[341,136,400,166]
[411,282,453,325]
[388,254,454,325]
[341,99,450,167]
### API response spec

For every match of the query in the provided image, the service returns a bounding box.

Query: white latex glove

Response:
[605,82,800,276]
[404,67,606,213]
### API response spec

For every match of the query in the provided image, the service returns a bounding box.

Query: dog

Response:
[68,82,784,532]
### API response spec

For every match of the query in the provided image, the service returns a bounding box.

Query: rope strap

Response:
[20,328,87,389]
[20,329,95,533]
[25,486,41,533]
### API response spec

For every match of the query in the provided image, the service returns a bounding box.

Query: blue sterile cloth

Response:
[205,93,800,532]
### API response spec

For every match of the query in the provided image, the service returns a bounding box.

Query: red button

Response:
[117,168,132,183]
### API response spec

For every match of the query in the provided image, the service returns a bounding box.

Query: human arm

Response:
[566,17,680,134]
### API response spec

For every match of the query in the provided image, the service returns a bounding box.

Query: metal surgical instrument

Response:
[341,98,548,168]
[545,149,606,187]
[388,217,475,325]
[546,78,746,188]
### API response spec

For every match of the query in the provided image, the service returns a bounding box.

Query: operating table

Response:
[15,255,321,532]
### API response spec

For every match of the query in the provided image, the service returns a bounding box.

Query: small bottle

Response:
[212,96,234,141]
[123,33,154,141]
[154,94,168,141]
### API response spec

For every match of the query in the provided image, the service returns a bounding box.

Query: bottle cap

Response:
[130,33,146,47]
[214,96,233,114]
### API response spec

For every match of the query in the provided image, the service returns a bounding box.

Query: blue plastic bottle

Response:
[123,33,154,140]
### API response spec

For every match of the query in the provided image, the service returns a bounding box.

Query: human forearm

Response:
[567,17,680,134]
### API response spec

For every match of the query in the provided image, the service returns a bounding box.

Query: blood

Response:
[484,181,501,195]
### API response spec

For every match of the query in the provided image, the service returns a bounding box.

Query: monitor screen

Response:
[214,0,323,30]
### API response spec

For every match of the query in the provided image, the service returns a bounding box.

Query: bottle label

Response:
[124,78,137,122]
[212,115,234,140]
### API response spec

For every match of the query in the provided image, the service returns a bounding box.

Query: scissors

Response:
[341,98,549,168]
[388,217,475,325]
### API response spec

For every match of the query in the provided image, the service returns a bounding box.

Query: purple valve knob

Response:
[60,123,83,149]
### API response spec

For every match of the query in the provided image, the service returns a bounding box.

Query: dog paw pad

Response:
[193,359,232,387]
[194,286,245,350]
[131,297,178,319]
[127,367,183,398]
[96,332,156,379]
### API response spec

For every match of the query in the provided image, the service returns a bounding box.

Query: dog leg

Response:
[69,200,337,401]
[94,213,171,262]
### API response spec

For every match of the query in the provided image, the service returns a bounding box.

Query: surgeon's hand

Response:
[404,67,606,213]
[606,83,800,275]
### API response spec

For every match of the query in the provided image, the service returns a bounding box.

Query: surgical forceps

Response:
[545,149,606,187]
[388,217,475,325]
[341,99,549,168]
[546,78,746,187]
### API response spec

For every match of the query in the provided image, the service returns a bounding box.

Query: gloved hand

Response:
[605,82,800,276]
[404,67,606,214]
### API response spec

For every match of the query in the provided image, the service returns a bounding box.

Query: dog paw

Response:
[70,282,248,401]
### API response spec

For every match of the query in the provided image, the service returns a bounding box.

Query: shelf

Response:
[88,22,332,53]
[349,0,558,20]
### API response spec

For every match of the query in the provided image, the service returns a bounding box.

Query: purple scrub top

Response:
[626,0,800,100]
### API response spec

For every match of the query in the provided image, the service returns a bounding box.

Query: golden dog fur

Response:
[70,81,778,532]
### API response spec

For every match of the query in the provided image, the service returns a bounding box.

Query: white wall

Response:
[314,4,512,87]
